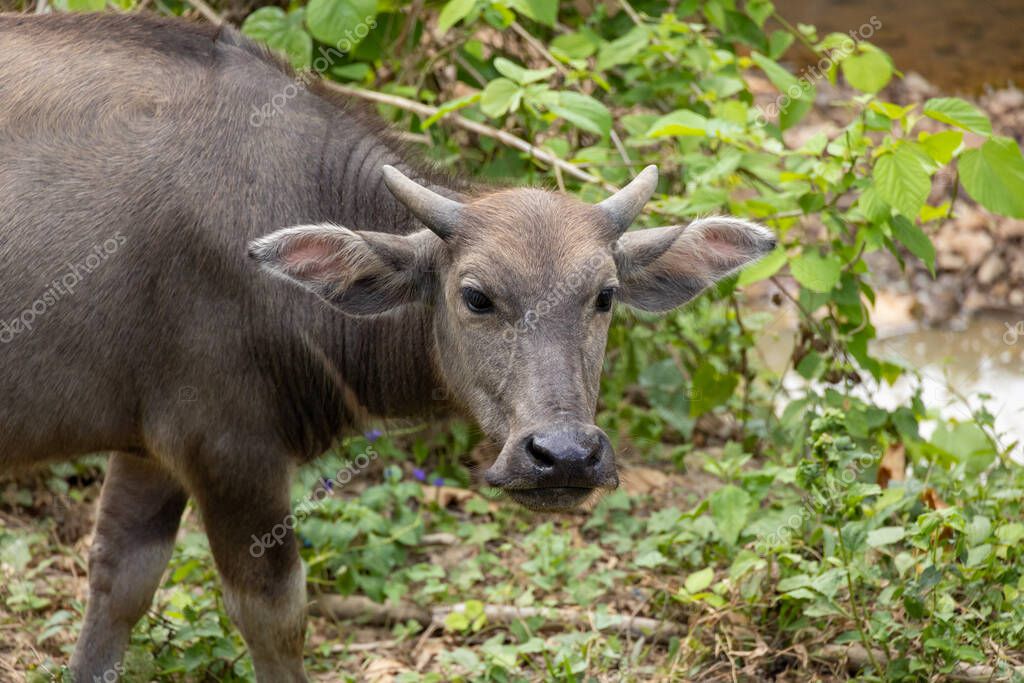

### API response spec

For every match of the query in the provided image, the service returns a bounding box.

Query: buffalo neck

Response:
[266,96,452,451]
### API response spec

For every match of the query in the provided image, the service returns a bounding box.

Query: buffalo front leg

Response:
[71,453,188,681]
[192,462,309,683]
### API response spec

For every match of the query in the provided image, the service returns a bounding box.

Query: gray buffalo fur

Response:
[0,13,774,681]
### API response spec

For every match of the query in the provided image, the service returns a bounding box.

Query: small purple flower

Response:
[364,429,383,443]
[412,467,426,482]
[432,476,445,486]
[321,478,333,492]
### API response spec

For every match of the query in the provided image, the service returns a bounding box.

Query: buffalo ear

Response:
[248,224,439,315]
[615,217,776,312]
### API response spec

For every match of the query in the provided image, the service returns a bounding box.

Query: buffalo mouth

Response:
[502,486,597,512]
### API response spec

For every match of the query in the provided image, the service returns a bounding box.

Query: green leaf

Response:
[242,7,312,70]
[867,526,906,547]
[479,78,522,118]
[437,0,476,32]
[737,246,786,285]
[767,29,794,59]
[923,97,993,136]
[0,537,32,572]
[444,611,470,632]
[918,130,963,165]
[423,92,480,129]
[330,63,371,81]
[750,51,814,130]
[966,544,992,567]
[596,26,649,71]
[646,110,708,137]
[840,46,892,94]
[874,146,931,219]
[493,57,556,85]
[54,0,105,11]
[306,0,377,50]
[967,515,992,546]
[709,485,751,546]
[931,421,996,475]
[507,0,557,26]
[691,363,739,415]
[745,0,774,27]
[550,32,597,60]
[959,136,1024,218]
[790,252,842,293]
[634,550,668,569]
[889,215,936,275]
[548,92,612,137]
[684,567,715,593]
[870,100,916,121]
[996,523,1024,545]
[857,186,891,223]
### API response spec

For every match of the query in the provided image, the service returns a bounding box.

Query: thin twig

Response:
[619,0,644,26]
[320,81,617,191]
[453,53,489,89]
[184,0,223,26]
[508,19,637,175]
[509,22,568,77]
[610,130,637,173]
[178,1,636,199]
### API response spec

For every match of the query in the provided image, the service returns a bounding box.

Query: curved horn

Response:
[598,165,659,238]
[381,165,463,240]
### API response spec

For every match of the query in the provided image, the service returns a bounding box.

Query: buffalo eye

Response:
[461,287,494,313]
[595,287,615,312]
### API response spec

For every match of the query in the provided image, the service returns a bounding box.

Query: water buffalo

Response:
[0,12,774,681]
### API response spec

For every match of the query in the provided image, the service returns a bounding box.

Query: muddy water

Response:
[758,316,1024,454]
[773,0,1024,93]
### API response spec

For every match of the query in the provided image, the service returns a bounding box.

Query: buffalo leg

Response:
[71,453,188,681]
[193,460,309,683]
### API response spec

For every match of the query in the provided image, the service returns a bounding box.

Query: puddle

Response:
[757,315,1024,456]
[773,0,1024,93]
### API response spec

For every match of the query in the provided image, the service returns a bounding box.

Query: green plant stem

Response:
[835,527,888,673]
[946,168,960,218]
[770,11,819,55]
[731,297,752,430]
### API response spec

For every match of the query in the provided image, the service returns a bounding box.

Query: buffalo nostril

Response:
[525,436,556,468]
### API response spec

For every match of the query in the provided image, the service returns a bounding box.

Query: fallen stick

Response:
[310,595,684,644]
[310,594,431,625]
[420,532,458,546]
[813,644,1024,682]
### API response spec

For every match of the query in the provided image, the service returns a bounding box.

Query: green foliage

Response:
[959,136,1024,218]
[242,7,313,69]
